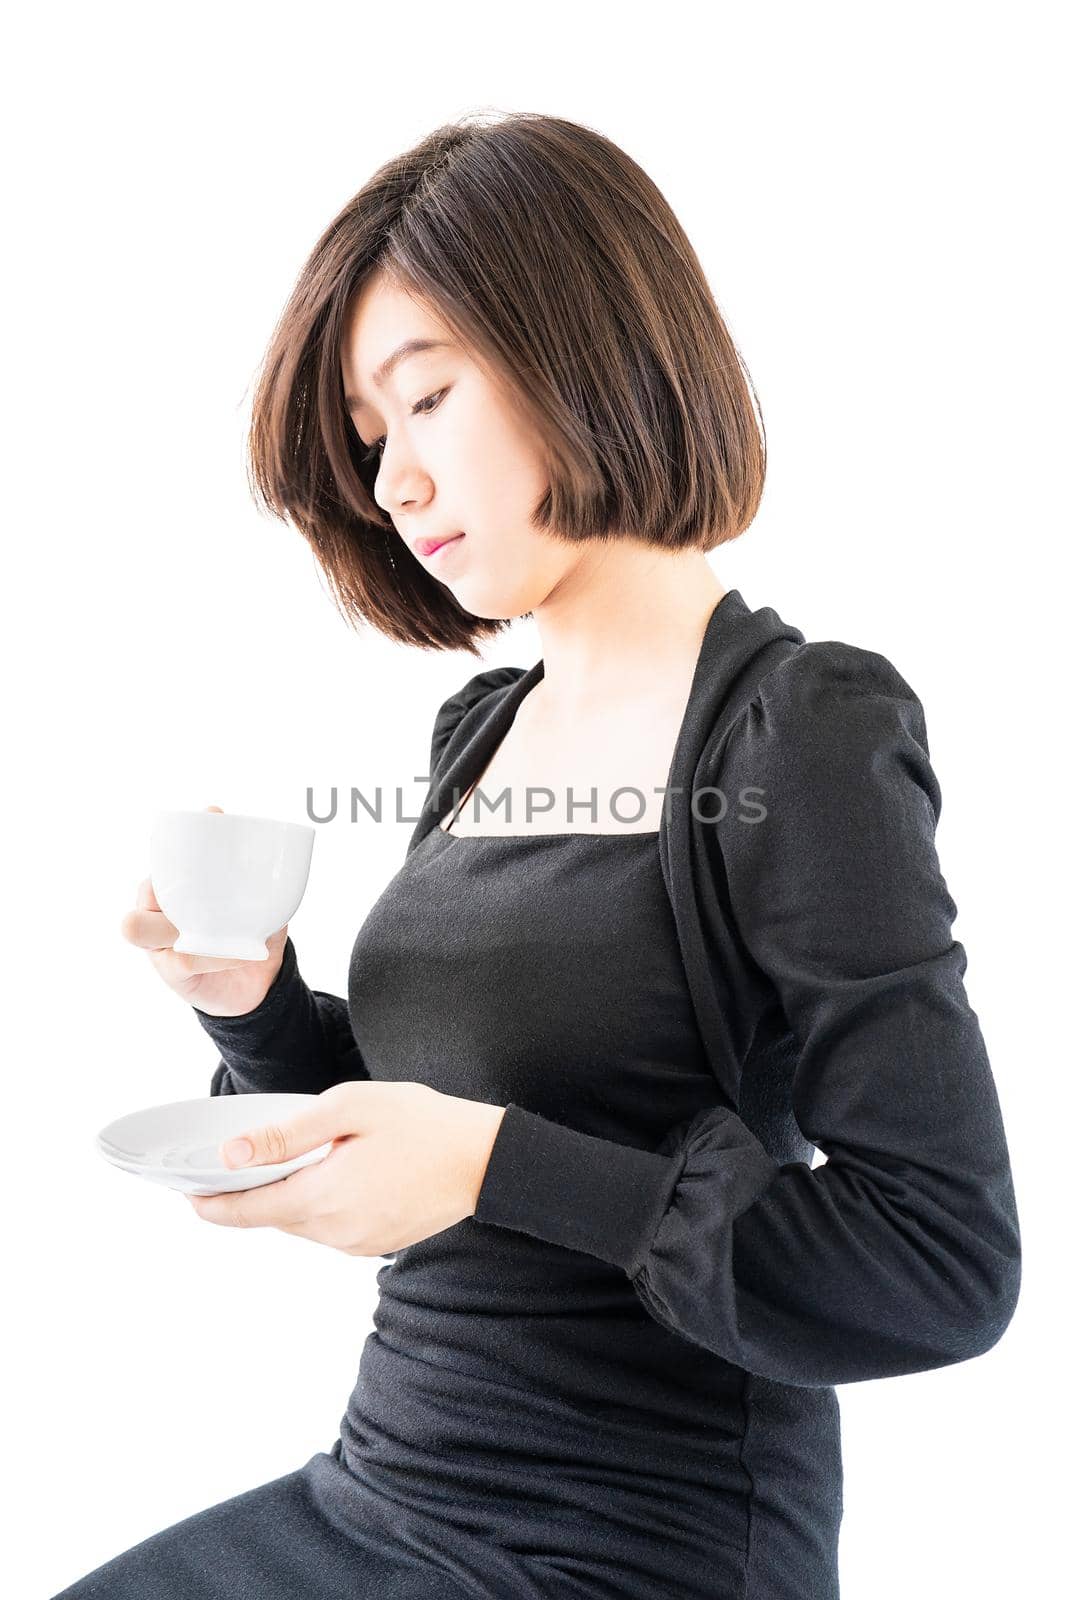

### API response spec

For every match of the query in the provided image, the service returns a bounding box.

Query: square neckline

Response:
[436,823,662,840]
[435,592,736,840]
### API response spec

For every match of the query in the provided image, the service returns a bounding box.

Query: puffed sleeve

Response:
[193,935,368,1097]
[406,665,528,851]
[472,642,1022,1386]
[428,667,527,775]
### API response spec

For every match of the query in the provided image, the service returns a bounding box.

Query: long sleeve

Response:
[193,934,368,1097]
[472,641,1022,1387]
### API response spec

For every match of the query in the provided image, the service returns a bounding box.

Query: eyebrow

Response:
[344,338,454,409]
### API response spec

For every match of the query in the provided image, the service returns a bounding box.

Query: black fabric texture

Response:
[59,587,1021,1599]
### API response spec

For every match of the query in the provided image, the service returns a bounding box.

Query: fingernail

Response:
[224,1138,253,1166]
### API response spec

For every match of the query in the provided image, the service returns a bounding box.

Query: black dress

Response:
[337,816,767,1597]
[57,588,1020,1597]
[56,814,787,1598]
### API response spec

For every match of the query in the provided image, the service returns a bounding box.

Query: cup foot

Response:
[172,933,271,961]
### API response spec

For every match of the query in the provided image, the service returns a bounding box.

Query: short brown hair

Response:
[246,110,766,654]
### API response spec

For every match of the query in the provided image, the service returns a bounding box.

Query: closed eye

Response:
[359,389,448,465]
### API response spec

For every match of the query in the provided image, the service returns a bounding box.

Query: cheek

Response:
[455,387,546,500]
[477,436,550,526]
[437,385,550,545]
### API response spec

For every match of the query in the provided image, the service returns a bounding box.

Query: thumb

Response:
[219,1094,344,1169]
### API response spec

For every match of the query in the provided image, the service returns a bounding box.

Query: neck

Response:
[528,545,729,715]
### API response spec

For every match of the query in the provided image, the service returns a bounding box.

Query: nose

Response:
[374,464,428,523]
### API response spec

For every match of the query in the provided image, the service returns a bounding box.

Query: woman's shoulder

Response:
[749,636,924,727]
[429,665,527,775]
[712,634,938,821]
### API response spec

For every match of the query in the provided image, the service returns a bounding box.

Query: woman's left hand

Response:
[185,1081,507,1255]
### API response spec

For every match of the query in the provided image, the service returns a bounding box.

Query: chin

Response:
[448,582,537,623]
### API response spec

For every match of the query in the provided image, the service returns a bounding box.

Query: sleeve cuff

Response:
[472,1103,686,1274]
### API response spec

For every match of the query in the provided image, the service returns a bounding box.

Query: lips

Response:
[415,532,465,559]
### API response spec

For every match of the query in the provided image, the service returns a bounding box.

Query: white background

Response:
[4,3,1060,1596]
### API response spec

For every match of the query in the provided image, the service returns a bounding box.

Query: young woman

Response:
[68,112,1021,1599]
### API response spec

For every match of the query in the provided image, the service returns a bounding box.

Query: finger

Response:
[120,906,247,973]
[124,859,241,969]
[124,877,180,945]
[187,1166,315,1230]
[136,876,162,913]
[217,1087,349,1172]
[121,898,178,949]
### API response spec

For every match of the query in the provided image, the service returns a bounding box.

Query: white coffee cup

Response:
[149,810,315,962]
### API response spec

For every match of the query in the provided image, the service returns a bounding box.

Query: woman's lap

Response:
[50,1448,465,1600]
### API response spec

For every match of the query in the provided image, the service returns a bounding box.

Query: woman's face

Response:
[340,271,581,619]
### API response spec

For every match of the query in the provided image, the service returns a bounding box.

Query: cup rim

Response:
[152,810,315,837]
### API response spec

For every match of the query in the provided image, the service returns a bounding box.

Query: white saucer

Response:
[96,1094,335,1195]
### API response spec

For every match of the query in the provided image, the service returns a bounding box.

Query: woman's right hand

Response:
[119,806,289,1018]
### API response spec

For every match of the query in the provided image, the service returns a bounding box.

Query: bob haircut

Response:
[246,110,766,654]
